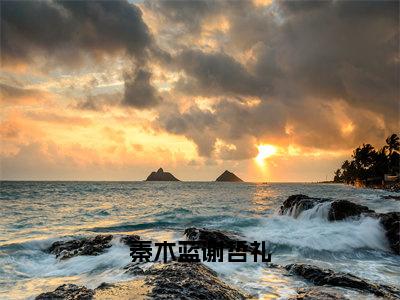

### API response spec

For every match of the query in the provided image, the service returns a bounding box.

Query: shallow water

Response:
[1,181,399,299]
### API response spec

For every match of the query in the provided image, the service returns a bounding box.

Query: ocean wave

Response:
[242,215,389,253]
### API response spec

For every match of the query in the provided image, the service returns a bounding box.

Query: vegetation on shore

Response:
[333,134,399,184]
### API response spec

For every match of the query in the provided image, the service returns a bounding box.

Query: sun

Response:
[255,144,277,166]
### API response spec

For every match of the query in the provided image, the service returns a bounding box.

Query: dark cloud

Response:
[152,0,399,159]
[1,0,152,66]
[144,0,222,36]
[123,69,161,108]
[175,49,265,97]
[160,104,217,156]
[1,0,165,110]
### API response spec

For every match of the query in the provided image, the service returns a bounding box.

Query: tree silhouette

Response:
[384,134,400,156]
[333,134,399,184]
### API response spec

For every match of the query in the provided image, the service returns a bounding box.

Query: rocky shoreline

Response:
[35,194,400,299]
[280,194,400,254]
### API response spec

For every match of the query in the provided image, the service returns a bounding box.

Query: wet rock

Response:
[281,195,400,254]
[184,227,242,248]
[382,195,400,201]
[120,234,140,247]
[286,263,400,299]
[290,286,348,300]
[279,195,373,220]
[48,235,113,260]
[184,227,262,256]
[35,284,94,300]
[145,167,179,181]
[215,170,243,182]
[95,282,115,290]
[123,262,146,275]
[279,194,328,217]
[47,234,140,260]
[328,200,374,221]
[376,212,400,255]
[145,262,248,299]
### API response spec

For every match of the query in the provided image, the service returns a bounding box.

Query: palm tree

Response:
[383,134,400,175]
[384,134,400,156]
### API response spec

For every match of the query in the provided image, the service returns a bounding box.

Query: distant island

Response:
[145,168,179,181]
[215,170,243,182]
[333,133,399,191]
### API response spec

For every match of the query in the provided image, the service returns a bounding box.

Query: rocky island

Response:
[145,168,179,181]
[215,170,243,182]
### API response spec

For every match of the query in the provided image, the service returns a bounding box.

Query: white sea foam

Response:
[242,215,389,252]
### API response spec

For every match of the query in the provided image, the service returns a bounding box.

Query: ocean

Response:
[1,181,399,299]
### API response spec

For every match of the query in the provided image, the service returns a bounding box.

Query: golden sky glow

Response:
[255,145,277,167]
[0,0,397,182]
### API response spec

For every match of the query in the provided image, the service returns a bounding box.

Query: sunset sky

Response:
[0,0,399,182]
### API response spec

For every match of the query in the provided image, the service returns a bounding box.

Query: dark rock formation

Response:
[375,212,400,255]
[215,170,243,182]
[145,262,248,299]
[35,284,94,300]
[285,264,400,299]
[289,287,348,300]
[123,262,146,275]
[328,200,374,221]
[279,195,372,220]
[280,195,400,254]
[279,194,328,217]
[184,227,262,255]
[37,262,248,300]
[47,235,113,260]
[120,234,140,247]
[47,234,140,260]
[95,282,116,290]
[383,195,400,201]
[184,227,242,248]
[145,168,179,181]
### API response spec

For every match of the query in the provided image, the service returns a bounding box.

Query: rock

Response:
[285,263,400,299]
[35,284,94,300]
[145,167,179,181]
[184,227,262,255]
[290,286,348,300]
[375,212,400,254]
[215,170,243,182]
[184,227,242,248]
[95,282,115,290]
[382,195,400,201]
[120,234,140,247]
[47,234,140,259]
[48,235,113,260]
[37,262,249,300]
[145,262,249,299]
[279,194,328,217]
[279,195,373,220]
[328,200,374,221]
[280,194,400,254]
[123,262,146,275]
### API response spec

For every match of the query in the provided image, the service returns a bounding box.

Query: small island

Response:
[145,168,179,181]
[215,170,243,182]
